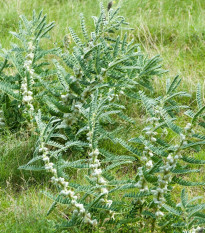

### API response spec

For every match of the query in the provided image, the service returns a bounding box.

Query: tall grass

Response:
[0,187,54,233]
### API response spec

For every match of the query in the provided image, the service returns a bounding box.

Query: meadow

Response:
[0,0,205,232]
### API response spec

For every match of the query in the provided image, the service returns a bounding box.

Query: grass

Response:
[0,0,205,232]
[0,187,55,233]
[0,132,35,187]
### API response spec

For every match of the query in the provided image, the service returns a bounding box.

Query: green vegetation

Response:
[1,0,204,91]
[0,0,205,232]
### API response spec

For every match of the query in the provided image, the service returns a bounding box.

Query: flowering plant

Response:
[1,2,205,232]
[0,11,60,128]
[20,81,205,231]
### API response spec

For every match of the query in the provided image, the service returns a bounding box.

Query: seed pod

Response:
[107,1,113,11]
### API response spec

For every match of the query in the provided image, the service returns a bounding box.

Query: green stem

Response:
[151,218,156,233]
[139,205,143,228]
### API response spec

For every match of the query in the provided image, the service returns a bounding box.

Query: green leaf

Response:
[115,138,141,157]
[196,83,203,109]
[103,161,132,172]
[171,168,200,174]
[188,204,205,218]
[181,189,188,208]
[172,176,205,186]
[0,81,22,100]
[192,106,205,124]
[124,191,151,198]
[166,75,181,95]
[182,156,205,165]
[18,165,45,171]
[162,204,182,216]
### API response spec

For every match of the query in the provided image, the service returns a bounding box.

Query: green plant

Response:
[43,2,165,138]
[0,10,60,128]
[162,189,205,232]
[20,81,205,232]
[1,2,204,232]
[19,91,133,230]
[120,78,205,232]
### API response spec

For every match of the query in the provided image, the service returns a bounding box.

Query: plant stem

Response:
[151,218,156,232]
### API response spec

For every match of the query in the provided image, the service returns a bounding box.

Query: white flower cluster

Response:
[87,131,113,209]
[146,105,162,134]
[142,110,189,218]
[101,67,106,75]
[180,123,194,146]
[119,87,125,95]
[141,125,158,171]
[184,122,195,137]
[155,210,164,217]
[180,133,187,145]
[61,94,69,102]
[134,167,148,192]
[24,41,35,85]
[40,145,57,174]
[141,145,154,167]
[146,117,160,125]
[21,83,34,113]
[39,143,97,226]
[154,105,162,114]
[143,125,158,143]
[61,113,76,126]
[21,41,35,114]
[97,75,103,81]
[151,153,182,212]
[143,114,168,216]
[162,128,168,136]
[72,101,83,115]
[0,117,4,127]
[108,88,118,102]
[184,122,192,131]
[88,147,112,205]
[134,120,161,199]
[187,226,203,233]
